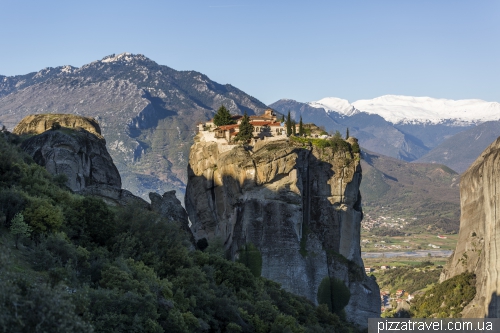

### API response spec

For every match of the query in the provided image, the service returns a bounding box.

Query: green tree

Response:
[286,111,292,136]
[10,213,32,249]
[237,243,262,277]
[317,277,351,314]
[236,111,254,142]
[65,196,115,246]
[292,120,296,136]
[345,127,349,139]
[281,115,285,122]
[334,130,342,139]
[23,198,64,237]
[213,105,235,127]
[299,117,304,136]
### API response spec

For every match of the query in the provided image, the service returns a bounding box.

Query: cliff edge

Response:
[440,136,500,318]
[185,134,380,328]
[20,125,121,192]
[13,114,102,138]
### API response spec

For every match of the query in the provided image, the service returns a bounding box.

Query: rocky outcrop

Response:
[79,186,192,238]
[14,114,193,246]
[150,191,189,226]
[78,184,149,209]
[440,136,500,318]
[13,114,103,138]
[185,135,380,328]
[21,126,121,191]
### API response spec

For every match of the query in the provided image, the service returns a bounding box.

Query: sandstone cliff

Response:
[440,136,500,318]
[13,114,103,138]
[21,126,121,192]
[186,135,380,327]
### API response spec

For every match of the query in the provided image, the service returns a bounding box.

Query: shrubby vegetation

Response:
[411,272,476,318]
[0,131,358,332]
[317,277,351,315]
[290,135,359,156]
[373,264,441,294]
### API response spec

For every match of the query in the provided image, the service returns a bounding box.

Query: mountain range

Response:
[0,52,266,199]
[270,96,500,173]
[1,52,498,203]
[360,149,460,233]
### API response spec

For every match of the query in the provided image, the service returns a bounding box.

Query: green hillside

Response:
[360,149,460,235]
[0,130,357,333]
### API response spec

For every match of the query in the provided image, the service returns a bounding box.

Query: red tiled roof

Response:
[217,124,239,130]
[268,122,283,127]
[250,121,272,126]
[250,115,274,119]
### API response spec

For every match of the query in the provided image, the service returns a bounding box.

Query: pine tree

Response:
[292,120,296,135]
[281,115,285,123]
[299,116,304,136]
[346,127,349,139]
[213,105,235,127]
[10,213,32,249]
[286,111,292,136]
[237,111,254,142]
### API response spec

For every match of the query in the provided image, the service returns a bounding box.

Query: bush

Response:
[0,189,27,227]
[23,197,64,237]
[317,277,351,314]
[0,273,93,333]
[237,243,262,277]
[65,196,115,246]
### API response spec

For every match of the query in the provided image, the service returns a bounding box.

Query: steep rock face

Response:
[440,137,500,318]
[20,123,121,191]
[186,135,380,328]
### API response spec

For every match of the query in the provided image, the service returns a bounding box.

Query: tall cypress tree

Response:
[346,127,349,139]
[213,105,235,127]
[286,111,292,136]
[299,116,304,136]
[292,120,296,135]
[237,111,254,141]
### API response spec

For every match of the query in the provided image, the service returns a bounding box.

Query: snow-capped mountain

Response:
[271,95,500,171]
[309,95,500,125]
[308,97,359,117]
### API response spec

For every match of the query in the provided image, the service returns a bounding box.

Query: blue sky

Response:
[1,0,498,105]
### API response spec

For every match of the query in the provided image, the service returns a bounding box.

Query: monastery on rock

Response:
[198,109,287,143]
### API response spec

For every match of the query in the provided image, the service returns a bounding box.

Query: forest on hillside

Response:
[0,130,358,333]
